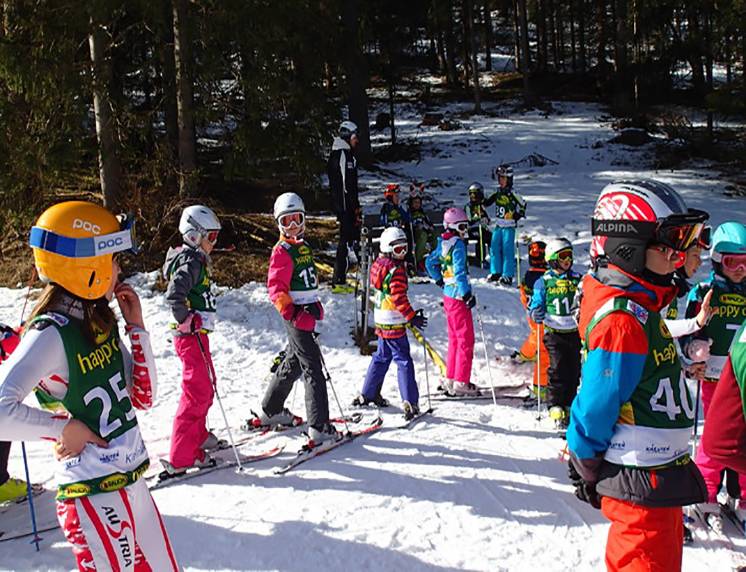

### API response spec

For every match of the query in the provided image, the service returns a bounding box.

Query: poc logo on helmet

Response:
[73,219,101,235]
[98,237,123,250]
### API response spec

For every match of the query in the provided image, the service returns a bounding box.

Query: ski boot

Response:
[695,502,725,535]
[242,408,303,432]
[499,276,513,286]
[201,431,228,452]
[306,423,345,449]
[487,273,501,284]
[445,379,480,397]
[160,453,216,478]
[351,393,391,408]
[331,282,355,294]
[402,401,420,421]
[549,406,569,431]
[0,477,29,503]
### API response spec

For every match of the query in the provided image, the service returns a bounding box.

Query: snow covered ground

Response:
[2,100,746,571]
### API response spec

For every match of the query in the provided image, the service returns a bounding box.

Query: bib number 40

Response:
[649,376,695,422]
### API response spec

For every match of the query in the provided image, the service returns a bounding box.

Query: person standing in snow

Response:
[162,205,223,475]
[528,238,582,430]
[246,193,341,447]
[0,201,177,571]
[0,324,25,504]
[464,182,491,269]
[425,207,479,397]
[567,180,708,572]
[352,227,428,419]
[328,120,361,293]
[484,164,526,285]
[682,221,746,528]
[407,184,436,275]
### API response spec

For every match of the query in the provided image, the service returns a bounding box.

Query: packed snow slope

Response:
[2,100,746,571]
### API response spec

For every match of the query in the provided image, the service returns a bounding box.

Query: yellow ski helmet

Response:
[29,201,137,300]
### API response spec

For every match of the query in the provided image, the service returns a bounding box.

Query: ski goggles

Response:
[278,212,305,229]
[721,253,746,273]
[697,225,712,249]
[29,213,139,258]
[452,222,469,233]
[205,230,220,244]
[555,249,573,262]
[391,242,408,257]
[592,209,709,253]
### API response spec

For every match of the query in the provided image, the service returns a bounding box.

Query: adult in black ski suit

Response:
[327,121,361,286]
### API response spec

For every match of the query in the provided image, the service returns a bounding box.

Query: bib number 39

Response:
[649,376,695,421]
[83,372,136,438]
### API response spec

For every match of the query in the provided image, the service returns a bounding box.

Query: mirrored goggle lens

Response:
[206,230,220,243]
[721,254,746,272]
[392,243,408,256]
[698,225,712,249]
[455,222,469,232]
[656,221,704,252]
[557,249,573,261]
[279,212,304,228]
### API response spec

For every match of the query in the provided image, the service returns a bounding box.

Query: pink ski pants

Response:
[443,296,475,384]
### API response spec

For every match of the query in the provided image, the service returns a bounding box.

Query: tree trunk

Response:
[159,0,179,162]
[685,4,705,96]
[466,0,482,113]
[342,0,371,164]
[724,31,731,84]
[444,1,459,85]
[537,0,547,71]
[513,0,521,71]
[570,0,577,72]
[172,0,197,197]
[517,0,532,100]
[597,0,607,71]
[578,0,586,72]
[548,0,558,70]
[557,0,565,69]
[89,18,124,211]
[483,1,492,71]
[462,3,471,89]
[612,0,630,111]
[388,78,396,146]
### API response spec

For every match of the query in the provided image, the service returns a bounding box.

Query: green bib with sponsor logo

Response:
[33,315,137,441]
[165,251,216,314]
[280,240,319,294]
[698,284,746,357]
[544,272,579,318]
[587,299,694,431]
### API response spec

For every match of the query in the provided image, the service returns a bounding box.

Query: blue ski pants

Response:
[361,335,418,405]
[490,226,516,278]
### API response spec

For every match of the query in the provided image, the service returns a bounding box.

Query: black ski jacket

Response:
[327,137,359,218]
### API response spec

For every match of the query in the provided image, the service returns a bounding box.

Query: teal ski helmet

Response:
[711,221,746,263]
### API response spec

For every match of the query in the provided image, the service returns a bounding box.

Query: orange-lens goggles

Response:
[557,249,573,262]
[279,212,305,228]
[392,243,408,256]
[206,230,219,243]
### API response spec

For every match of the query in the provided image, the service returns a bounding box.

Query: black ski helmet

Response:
[590,180,708,276]
[468,182,484,202]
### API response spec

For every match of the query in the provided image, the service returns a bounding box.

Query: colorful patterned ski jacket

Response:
[370,255,416,339]
[267,237,322,332]
[702,321,746,475]
[425,230,471,300]
[567,265,705,507]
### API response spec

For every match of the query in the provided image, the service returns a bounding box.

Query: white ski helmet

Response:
[179,205,221,248]
[545,238,573,262]
[273,192,306,235]
[339,121,358,142]
[380,227,408,258]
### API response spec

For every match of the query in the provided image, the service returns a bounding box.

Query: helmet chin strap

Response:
[641,267,674,287]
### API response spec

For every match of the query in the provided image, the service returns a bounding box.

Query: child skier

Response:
[163,205,223,475]
[379,183,410,229]
[407,184,436,275]
[0,201,177,570]
[484,164,526,285]
[425,207,478,396]
[567,180,708,572]
[352,227,428,419]
[247,193,340,447]
[684,221,746,528]
[515,241,549,392]
[464,182,491,268]
[528,238,582,428]
[0,324,24,503]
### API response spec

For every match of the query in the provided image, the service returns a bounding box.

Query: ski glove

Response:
[176,312,202,334]
[302,302,323,320]
[568,462,601,509]
[530,306,545,323]
[463,292,477,309]
[410,310,427,330]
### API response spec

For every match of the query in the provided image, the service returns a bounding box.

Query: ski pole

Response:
[691,377,702,457]
[536,323,542,420]
[194,334,245,472]
[419,328,433,412]
[515,226,521,287]
[478,224,484,268]
[318,348,351,434]
[21,443,41,551]
[474,306,498,409]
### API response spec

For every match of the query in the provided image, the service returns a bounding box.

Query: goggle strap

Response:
[30,227,134,258]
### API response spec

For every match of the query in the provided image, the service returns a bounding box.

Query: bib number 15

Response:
[83,372,136,438]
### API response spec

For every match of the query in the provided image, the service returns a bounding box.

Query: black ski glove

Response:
[463,292,477,309]
[303,302,323,320]
[435,279,445,289]
[568,462,601,509]
[410,310,427,330]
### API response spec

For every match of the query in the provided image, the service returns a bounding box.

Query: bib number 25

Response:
[82,372,135,438]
